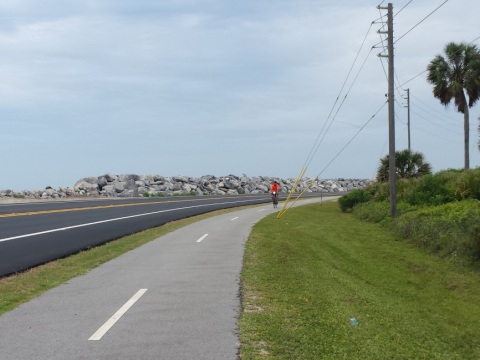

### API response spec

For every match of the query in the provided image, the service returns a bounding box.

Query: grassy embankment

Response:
[240,201,480,359]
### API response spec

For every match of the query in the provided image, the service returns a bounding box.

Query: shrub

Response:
[352,201,389,223]
[352,201,418,225]
[403,173,453,206]
[444,168,480,200]
[338,189,372,212]
[370,181,390,202]
[145,192,166,197]
[367,168,480,206]
[391,200,480,262]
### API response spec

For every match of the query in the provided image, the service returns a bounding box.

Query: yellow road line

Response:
[0,196,263,218]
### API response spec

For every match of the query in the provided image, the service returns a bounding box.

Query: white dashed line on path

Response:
[196,234,209,243]
[230,217,239,221]
[88,288,148,341]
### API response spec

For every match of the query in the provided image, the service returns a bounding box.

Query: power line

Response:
[411,109,462,136]
[409,117,463,143]
[394,0,449,45]
[301,21,375,171]
[302,1,470,185]
[315,47,374,152]
[376,3,405,113]
[378,52,407,119]
[397,70,426,88]
[410,94,456,122]
[373,0,414,53]
[411,103,463,135]
[315,101,387,178]
[378,54,388,81]
[394,0,413,18]
[376,4,389,75]
[398,36,480,88]
[372,13,387,24]
[379,0,451,90]
[395,110,407,126]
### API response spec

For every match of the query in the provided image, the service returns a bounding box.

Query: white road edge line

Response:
[257,209,266,212]
[196,234,208,243]
[230,217,239,221]
[0,198,264,243]
[88,288,148,341]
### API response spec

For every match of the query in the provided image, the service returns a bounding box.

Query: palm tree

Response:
[376,149,432,182]
[427,42,480,171]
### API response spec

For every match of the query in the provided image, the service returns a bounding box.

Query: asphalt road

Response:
[0,196,335,359]
[0,195,273,277]
[0,194,336,278]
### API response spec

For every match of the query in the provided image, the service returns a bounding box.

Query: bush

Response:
[367,168,480,206]
[352,201,418,225]
[143,192,166,197]
[403,174,453,206]
[391,200,480,262]
[352,201,389,223]
[444,168,480,200]
[338,189,372,212]
[397,169,480,206]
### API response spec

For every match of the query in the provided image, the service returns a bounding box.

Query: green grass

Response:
[240,201,480,359]
[0,206,252,315]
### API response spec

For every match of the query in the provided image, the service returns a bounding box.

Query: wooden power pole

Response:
[378,2,396,217]
[406,88,411,151]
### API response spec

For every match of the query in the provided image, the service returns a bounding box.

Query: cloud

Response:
[1,0,480,190]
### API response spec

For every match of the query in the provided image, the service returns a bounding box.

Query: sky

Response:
[1,0,480,191]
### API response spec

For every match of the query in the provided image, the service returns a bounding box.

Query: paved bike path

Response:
[0,197,332,359]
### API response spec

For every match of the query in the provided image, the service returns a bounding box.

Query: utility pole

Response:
[406,88,411,151]
[378,2,396,217]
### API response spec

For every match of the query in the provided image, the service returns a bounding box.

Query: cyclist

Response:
[270,180,280,208]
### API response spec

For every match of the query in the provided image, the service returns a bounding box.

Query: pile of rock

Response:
[1,174,372,200]
[0,186,74,200]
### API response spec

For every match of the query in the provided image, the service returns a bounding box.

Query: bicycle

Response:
[271,191,279,208]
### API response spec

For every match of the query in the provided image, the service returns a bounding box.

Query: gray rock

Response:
[97,177,108,189]
[103,174,117,182]
[256,184,269,193]
[172,176,188,183]
[74,179,99,193]
[102,185,116,197]
[117,175,129,182]
[114,182,127,193]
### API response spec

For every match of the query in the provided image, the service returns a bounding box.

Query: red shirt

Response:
[271,183,280,192]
